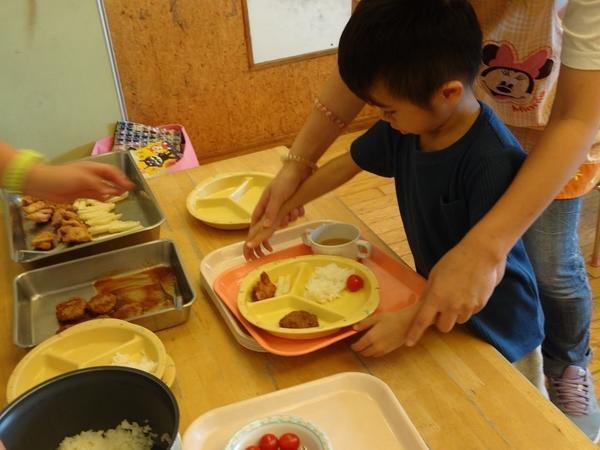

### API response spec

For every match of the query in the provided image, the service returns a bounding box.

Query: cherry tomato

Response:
[278,432,301,450]
[258,433,278,450]
[245,446,260,450]
[346,274,364,292]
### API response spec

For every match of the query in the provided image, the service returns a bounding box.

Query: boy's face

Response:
[368,81,449,135]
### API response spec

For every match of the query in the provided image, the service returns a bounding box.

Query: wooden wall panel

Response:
[103,0,377,162]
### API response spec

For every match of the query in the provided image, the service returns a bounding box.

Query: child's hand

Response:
[351,311,410,357]
[244,216,279,260]
[23,161,134,203]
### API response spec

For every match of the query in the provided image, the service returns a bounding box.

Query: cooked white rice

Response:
[304,263,354,303]
[111,352,157,373]
[57,419,154,450]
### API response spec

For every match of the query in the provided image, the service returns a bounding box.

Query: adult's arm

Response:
[251,72,365,228]
[405,65,600,345]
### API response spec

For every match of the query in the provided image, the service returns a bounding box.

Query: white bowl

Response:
[225,415,332,450]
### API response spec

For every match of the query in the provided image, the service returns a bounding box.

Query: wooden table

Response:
[0,147,594,449]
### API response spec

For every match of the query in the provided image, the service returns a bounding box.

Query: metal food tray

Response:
[200,220,336,352]
[13,239,196,347]
[3,151,165,268]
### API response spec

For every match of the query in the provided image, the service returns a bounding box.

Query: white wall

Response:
[0,0,125,159]
[246,0,351,64]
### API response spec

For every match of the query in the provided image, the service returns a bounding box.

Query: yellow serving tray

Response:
[237,255,380,339]
[6,318,168,403]
[186,172,274,230]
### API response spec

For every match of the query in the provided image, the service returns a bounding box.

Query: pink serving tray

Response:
[213,243,425,356]
[182,372,428,449]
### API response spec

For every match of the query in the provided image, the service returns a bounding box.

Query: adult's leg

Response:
[522,197,592,376]
[523,197,600,442]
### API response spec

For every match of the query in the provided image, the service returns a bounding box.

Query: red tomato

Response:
[245,446,260,450]
[278,432,301,450]
[346,274,364,292]
[258,433,279,450]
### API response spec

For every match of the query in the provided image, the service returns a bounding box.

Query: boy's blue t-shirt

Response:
[350,103,544,362]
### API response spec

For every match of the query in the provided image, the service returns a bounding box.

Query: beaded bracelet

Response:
[2,149,45,192]
[313,98,348,129]
[281,151,318,172]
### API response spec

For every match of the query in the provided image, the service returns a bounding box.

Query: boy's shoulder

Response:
[472,102,525,159]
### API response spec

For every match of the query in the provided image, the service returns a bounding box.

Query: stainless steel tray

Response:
[3,151,165,268]
[13,239,195,347]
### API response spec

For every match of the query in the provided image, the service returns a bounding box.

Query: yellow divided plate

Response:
[162,353,176,388]
[237,255,380,339]
[6,318,167,403]
[186,172,274,230]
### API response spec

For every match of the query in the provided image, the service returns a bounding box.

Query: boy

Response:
[245,0,544,387]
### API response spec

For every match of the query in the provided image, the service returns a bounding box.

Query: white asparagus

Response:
[84,213,122,226]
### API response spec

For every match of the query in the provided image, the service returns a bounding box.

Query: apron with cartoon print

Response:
[471,0,600,198]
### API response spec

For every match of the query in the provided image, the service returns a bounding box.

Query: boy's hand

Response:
[404,240,506,346]
[244,216,279,260]
[351,311,411,357]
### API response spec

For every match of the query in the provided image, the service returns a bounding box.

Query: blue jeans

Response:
[522,197,592,378]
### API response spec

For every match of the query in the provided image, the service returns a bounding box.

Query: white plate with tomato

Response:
[225,414,332,450]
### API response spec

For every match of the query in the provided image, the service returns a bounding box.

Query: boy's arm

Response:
[245,152,362,259]
[406,65,600,345]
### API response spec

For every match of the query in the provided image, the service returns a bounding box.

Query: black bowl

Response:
[0,366,179,450]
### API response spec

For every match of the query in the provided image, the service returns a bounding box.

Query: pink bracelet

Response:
[281,151,318,172]
[314,98,348,129]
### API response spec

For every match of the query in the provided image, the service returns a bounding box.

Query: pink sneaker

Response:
[548,365,600,443]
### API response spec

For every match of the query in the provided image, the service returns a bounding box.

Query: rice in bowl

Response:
[57,419,155,450]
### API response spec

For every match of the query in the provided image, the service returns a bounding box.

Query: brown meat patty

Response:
[56,297,88,322]
[87,293,117,315]
[279,310,319,329]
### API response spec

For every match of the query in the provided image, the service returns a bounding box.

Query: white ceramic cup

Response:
[302,222,372,259]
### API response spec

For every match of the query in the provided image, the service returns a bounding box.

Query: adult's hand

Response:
[404,238,506,346]
[23,161,135,203]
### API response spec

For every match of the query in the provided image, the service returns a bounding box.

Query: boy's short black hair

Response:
[338,0,482,107]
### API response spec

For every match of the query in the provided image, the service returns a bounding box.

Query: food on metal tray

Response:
[31,230,55,250]
[73,193,142,239]
[56,297,88,323]
[252,271,277,301]
[87,293,118,315]
[20,192,141,252]
[279,310,319,329]
[25,207,54,223]
[55,266,177,332]
[57,223,92,244]
[112,302,145,320]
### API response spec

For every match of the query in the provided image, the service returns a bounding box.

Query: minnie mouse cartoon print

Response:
[479,42,554,110]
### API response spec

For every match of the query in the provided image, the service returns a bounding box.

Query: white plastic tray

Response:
[200,220,337,352]
[182,372,428,449]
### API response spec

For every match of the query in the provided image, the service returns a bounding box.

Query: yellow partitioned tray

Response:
[186,172,274,230]
[237,255,380,340]
[6,318,167,403]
